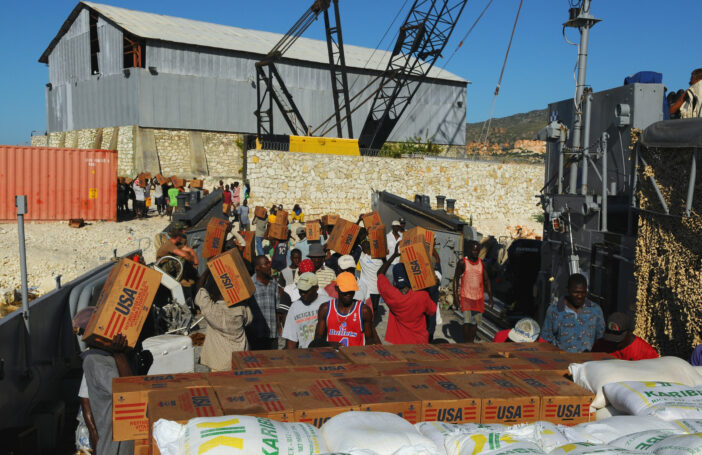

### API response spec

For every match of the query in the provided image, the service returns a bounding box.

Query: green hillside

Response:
[465,108,548,144]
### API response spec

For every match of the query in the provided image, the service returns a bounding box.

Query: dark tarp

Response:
[640,118,702,149]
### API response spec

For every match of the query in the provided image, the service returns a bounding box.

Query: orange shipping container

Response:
[0,146,117,222]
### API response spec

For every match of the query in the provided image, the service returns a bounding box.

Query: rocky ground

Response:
[0,211,170,303]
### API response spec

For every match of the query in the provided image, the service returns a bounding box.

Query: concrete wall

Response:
[246,150,544,235]
[32,127,244,179]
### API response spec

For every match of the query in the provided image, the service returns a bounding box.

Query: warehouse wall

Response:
[246,150,544,232]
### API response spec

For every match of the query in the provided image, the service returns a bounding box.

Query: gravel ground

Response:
[0,212,170,296]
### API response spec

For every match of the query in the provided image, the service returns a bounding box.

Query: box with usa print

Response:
[279,379,360,428]
[506,371,595,425]
[337,376,422,424]
[206,368,294,386]
[361,211,382,228]
[201,218,230,259]
[83,258,162,348]
[213,383,293,422]
[400,226,435,257]
[326,218,361,255]
[397,374,480,424]
[455,357,541,374]
[504,351,613,375]
[148,386,222,454]
[453,373,540,425]
[384,344,457,363]
[207,247,256,306]
[232,350,295,370]
[286,347,351,367]
[288,364,379,380]
[112,373,208,441]
[372,362,463,377]
[367,225,388,259]
[495,341,563,357]
[305,220,322,241]
[399,241,437,290]
[435,342,505,360]
[339,344,407,364]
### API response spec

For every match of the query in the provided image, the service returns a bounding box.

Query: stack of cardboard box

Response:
[115,342,600,453]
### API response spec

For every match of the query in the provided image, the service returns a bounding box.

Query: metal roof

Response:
[40,1,468,84]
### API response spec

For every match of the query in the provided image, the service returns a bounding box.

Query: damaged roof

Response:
[39,1,468,84]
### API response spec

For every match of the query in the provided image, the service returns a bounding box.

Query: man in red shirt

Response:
[453,240,493,343]
[376,246,437,344]
[592,312,659,360]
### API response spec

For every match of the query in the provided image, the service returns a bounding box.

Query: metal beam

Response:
[323,0,353,138]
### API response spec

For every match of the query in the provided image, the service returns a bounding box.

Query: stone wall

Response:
[30,127,244,180]
[247,150,545,236]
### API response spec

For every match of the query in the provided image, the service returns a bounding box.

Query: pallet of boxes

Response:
[136,338,610,453]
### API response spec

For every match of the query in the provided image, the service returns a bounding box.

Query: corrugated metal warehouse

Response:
[39,1,468,146]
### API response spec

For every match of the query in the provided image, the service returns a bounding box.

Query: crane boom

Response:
[357,0,468,151]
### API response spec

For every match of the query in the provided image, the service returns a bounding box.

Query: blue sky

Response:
[0,0,699,145]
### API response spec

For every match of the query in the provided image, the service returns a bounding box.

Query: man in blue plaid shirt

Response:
[247,255,279,350]
[541,273,605,353]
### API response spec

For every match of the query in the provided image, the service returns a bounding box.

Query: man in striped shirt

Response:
[308,244,336,289]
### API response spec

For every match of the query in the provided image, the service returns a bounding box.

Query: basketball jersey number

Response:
[339,337,349,347]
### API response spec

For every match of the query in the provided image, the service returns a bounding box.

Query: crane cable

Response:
[479,0,524,145]
[443,0,495,70]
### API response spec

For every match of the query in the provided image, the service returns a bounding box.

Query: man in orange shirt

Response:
[453,240,493,343]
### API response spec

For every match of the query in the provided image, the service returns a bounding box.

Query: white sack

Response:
[595,406,622,420]
[322,412,438,455]
[549,442,648,455]
[603,381,702,420]
[608,430,679,452]
[565,416,682,444]
[154,415,327,455]
[444,432,545,455]
[672,420,702,434]
[503,421,573,452]
[570,357,702,411]
[648,433,702,454]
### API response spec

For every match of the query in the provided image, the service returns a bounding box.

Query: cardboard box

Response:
[362,211,382,228]
[458,357,541,374]
[112,373,208,441]
[372,362,463,377]
[436,343,505,360]
[274,210,288,225]
[155,174,168,185]
[289,364,378,380]
[507,371,594,425]
[340,345,407,364]
[134,440,149,455]
[137,173,151,187]
[238,231,255,262]
[83,258,162,348]
[207,248,256,306]
[287,347,351,367]
[400,242,437,290]
[118,176,126,184]
[266,223,288,241]
[232,350,295,370]
[280,379,359,428]
[201,218,230,259]
[504,351,612,375]
[338,376,421,424]
[213,383,293,421]
[189,179,203,189]
[148,386,222,451]
[398,374,480,423]
[206,368,294,387]
[401,226,435,256]
[326,218,361,255]
[496,342,563,357]
[385,344,456,363]
[254,206,267,219]
[323,214,340,226]
[171,178,186,188]
[367,225,387,259]
[305,221,321,241]
[454,373,540,424]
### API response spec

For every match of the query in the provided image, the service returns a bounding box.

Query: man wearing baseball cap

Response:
[307,243,336,289]
[592,312,658,360]
[283,273,331,349]
[493,318,546,343]
[294,226,310,260]
[313,272,377,347]
[386,220,403,266]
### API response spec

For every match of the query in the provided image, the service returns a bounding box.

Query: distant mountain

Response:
[465,108,548,145]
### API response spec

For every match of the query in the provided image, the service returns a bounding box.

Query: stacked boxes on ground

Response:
[114,343,605,451]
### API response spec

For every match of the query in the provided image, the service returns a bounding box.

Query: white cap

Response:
[508,318,541,343]
[337,255,356,271]
[392,220,401,227]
